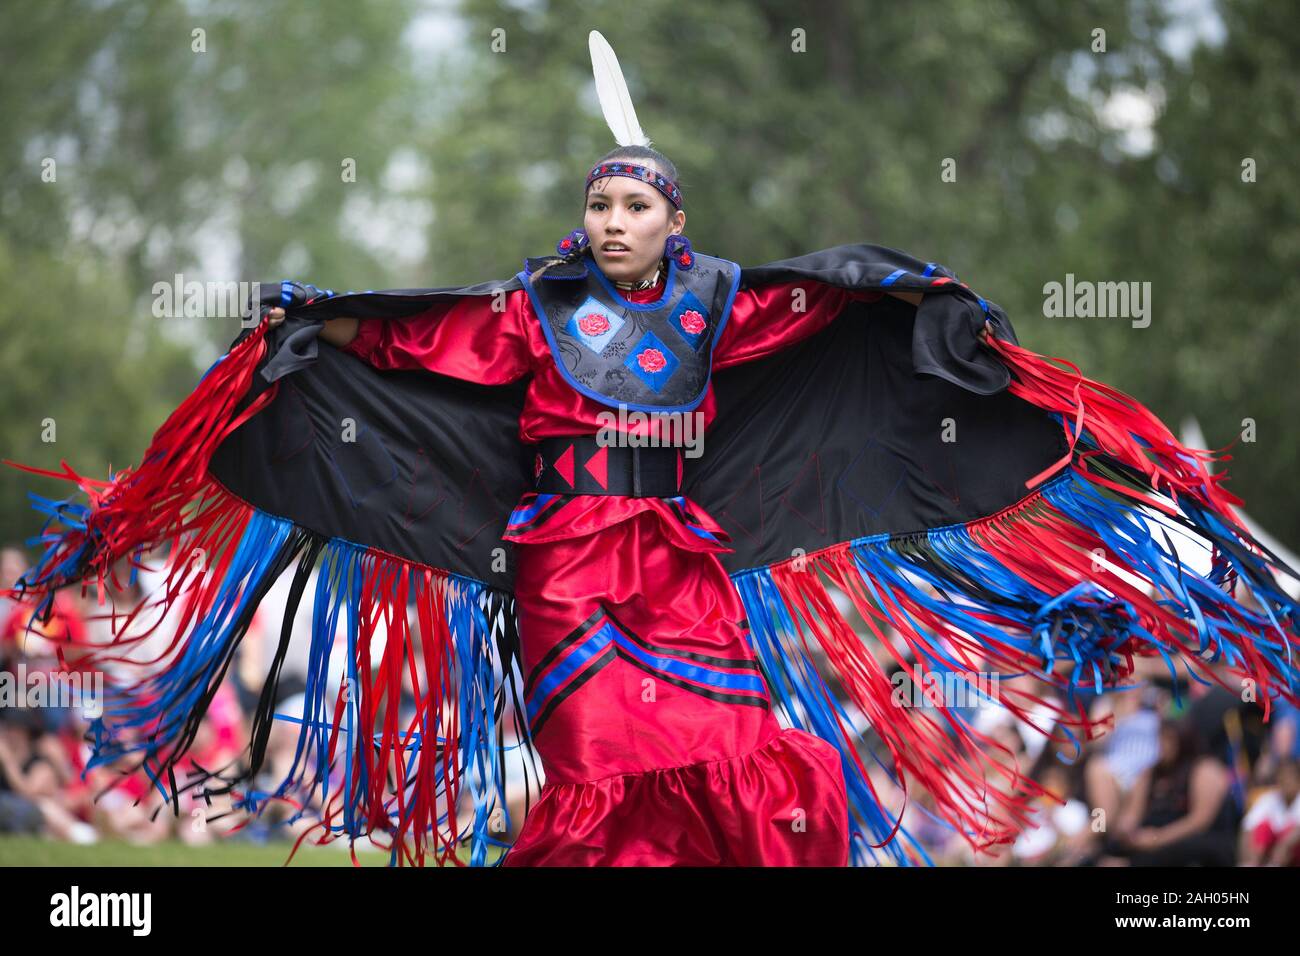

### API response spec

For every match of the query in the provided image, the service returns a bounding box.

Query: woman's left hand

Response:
[1126,827,1163,850]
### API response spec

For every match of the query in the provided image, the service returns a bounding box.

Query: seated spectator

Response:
[1239,757,1300,866]
[1078,689,1161,860]
[0,719,97,843]
[1098,716,1239,866]
[1014,762,1092,866]
[1255,695,1300,784]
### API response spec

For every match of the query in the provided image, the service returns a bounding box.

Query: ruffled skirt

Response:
[503,726,848,866]
[499,499,850,866]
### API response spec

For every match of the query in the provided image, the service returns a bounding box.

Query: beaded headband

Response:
[585,161,682,210]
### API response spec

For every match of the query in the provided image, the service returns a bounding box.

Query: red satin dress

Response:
[343,264,882,866]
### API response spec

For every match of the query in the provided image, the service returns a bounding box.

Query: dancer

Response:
[6,32,1299,867]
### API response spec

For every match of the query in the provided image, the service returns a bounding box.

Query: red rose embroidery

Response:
[680,310,705,334]
[677,252,693,267]
[560,238,572,249]
[578,312,610,336]
[637,348,667,373]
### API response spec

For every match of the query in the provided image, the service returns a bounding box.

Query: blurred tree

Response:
[0,0,424,548]
[1131,0,1300,549]
[0,0,422,289]
[0,234,197,547]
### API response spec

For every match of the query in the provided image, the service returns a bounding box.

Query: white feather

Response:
[588,31,650,147]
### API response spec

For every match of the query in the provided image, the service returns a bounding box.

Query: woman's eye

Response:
[588,202,606,210]
[632,203,647,211]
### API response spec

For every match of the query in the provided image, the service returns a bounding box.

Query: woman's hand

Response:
[267,307,287,327]
[1125,826,1165,851]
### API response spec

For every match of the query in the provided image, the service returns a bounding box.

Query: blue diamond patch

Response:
[565,297,624,354]
[667,289,711,350]
[624,330,680,392]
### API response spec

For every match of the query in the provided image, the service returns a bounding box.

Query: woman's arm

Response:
[266,308,358,348]
[0,731,34,800]
[1115,767,1153,838]
[1140,759,1232,849]
[886,291,925,307]
[711,279,926,371]
[270,292,531,386]
[319,316,359,348]
[712,280,885,370]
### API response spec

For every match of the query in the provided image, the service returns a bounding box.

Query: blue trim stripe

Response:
[710,257,744,349]
[525,623,614,724]
[613,634,767,694]
[507,493,557,527]
[682,522,719,541]
[881,269,906,286]
[668,495,720,541]
[525,610,771,726]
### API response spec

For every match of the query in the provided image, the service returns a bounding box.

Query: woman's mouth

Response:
[602,244,631,257]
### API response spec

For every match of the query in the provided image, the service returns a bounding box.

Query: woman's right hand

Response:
[267,307,287,327]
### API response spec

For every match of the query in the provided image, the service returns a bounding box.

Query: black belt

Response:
[532,435,682,497]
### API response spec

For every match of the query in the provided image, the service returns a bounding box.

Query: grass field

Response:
[0,835,435,866]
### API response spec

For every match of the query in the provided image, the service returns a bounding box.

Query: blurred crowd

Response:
[1,540,1299,867]
[0,544,373,852]
[876,671,1300,867]
[848,581,1300,867]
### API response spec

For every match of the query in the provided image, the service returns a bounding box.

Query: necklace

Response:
[613,259,666,291]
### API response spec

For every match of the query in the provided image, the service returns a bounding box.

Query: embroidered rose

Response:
[680,310,705,334]
[560,238,572,249]
[637,348,667,373]
[578,312,610,336]
[677,252,693,268]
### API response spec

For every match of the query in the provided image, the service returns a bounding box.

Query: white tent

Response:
[1178,416,1300,601]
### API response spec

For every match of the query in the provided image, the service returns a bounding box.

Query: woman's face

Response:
[584,163,686,283]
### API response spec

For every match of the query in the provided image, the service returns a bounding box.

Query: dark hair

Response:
[1157,716,1205,768]
[528,144,682,284]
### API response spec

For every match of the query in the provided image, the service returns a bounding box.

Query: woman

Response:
[265,144,924,865]
[9,34,1300,868]
[1097,718,1239,867]
[1240,757,1300,866]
